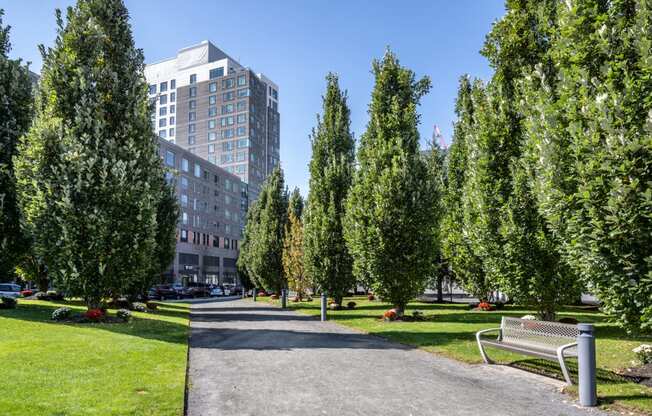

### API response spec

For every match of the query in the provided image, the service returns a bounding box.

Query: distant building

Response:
[158,138,247,287]
[146,40,280,202]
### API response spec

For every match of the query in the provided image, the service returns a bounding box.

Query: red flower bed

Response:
[85,308,104,321]
[383,309,397,321]
[20,289,33,297]
[478,301,493,311]
[367,294,375,301]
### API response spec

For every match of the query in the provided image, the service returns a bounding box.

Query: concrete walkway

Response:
[186,299,608,416]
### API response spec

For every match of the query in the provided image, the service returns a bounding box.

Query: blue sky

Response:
[3,0,505,195]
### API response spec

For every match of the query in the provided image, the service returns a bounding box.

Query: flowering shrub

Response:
[46,290,64,301]
[85,308,104,321]
[383,309,398,321]
[51,307,72,321]
[116,309,132,322]
[521,314,537,320]
[367,294,375,301]
[20,289,33,297]
[633,344,652,364]
[131,302,147,312]
[477,302,493,311]
[0,297,17,309]
[347,301,357,310]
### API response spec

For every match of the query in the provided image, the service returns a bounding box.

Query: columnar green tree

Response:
[14,0,177,308]
[344,50,434,314]
[237,191,265,290]
[441,77,489,297]
[304,74,355,304]
[0,10,33,282]
[525,0,652,330]
[423,139,446,302]
[245,166,288,293]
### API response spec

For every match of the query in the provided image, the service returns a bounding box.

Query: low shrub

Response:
[0,297,17,309]
[383,309,398,321]
[494,302,505,310]
[633,344,652,364]
[35,291,49,300]
[367,294,375,301]
[131,302,147,312]
[116,309,132,322]
[46,291,64,301]
[145,301,158,310]
[84,308,104,321]
[558,317,579,325]
[347,301,356,310]
[51,307,72,321]
[109,299,131,309]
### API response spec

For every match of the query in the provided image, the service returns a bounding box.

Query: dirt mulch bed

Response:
[617,363,652,387]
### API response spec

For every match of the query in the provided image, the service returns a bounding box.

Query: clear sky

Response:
[3,0,505,195]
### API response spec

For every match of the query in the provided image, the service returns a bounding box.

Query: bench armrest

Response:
[556,341,577,357]
[476,327,502,342]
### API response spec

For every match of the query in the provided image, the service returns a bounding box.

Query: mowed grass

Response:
[261,295,652,414]
[0,299,190,416]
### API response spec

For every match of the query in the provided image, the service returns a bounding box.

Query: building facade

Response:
[146,40,280,201]
[158,138,247,287]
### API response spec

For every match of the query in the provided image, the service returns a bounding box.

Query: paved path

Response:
[187,299,608,416]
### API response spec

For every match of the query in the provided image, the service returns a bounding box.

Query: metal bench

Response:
[476,317,579,385]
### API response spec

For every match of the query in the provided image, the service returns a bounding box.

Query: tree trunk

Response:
[436,276,444,303]
[539,309,556,321]
[394,303,405,316]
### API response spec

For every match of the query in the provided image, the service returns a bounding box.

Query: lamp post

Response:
[320,291,327,322]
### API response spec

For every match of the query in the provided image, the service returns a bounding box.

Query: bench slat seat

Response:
[476,317,579,385]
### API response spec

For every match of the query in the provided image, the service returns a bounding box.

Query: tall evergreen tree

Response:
[288,187,304,219]
[246,166,288,293]
[344,50,434,314]
[441,76,489,297]
[423,139,446,302]
[237,190,265,290]
[0,9,33,282]
[14,0,177,308]
[525,0,652,330]
[304,74,355,304]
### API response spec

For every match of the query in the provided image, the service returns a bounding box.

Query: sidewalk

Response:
[186,298,608,416]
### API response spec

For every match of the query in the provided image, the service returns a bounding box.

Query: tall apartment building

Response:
[158,138,247,286]
[145,40,280,202]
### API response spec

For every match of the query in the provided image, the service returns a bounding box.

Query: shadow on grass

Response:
[0,300,190,345]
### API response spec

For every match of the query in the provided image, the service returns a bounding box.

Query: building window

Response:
[160,81,167,92]
[194,163,201,178]
[159,130,167,139]
[181,158,189,172]
[170,92,176,102]
[159,107,167,116]
[224,238,230,249]
[221,153,233,163]
[188,135,195,145]
[159,118,167,127]
[221,104,234,114]
[212,236,219,247]
[165,150,175,167]
[159,94,167,105]
[182,212,188,225]
[181,177,188,189]
[169,116,175,125]
[222,91,234,101]
[223,141,234,152]
[209,82,217,93]
[190,74,197,84]
[236,151,246,162]
[237,88,249,97]
[235,164,246,174]
[209,95,216,105]
[189,112,196,121]
[272,88,278,99]
[170,79,176,89]
[208,107,217,117]
[208,119,216,129]
[148,84,156,94]
[189,100,196,109]
[237,75,246,86]
[236,113,246,124]
[220,116,234,127]
[237,139,249,148]
[222,78,235,89]
[208,131,217,141]
[189,86,197,97]
[209,67,224,79]
[189,124,196,133]
[180,229,188,242]
[170,104,176,114]
[169,128,175,137]
[236,126,246,137]
[208,144,215,153]
[222,128,234,139]
[208,154,216,164]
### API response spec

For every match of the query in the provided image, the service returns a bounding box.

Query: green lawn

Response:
[261,295,652,414]
[0,299,190,416]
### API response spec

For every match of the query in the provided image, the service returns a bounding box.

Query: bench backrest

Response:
[501,317,578,352]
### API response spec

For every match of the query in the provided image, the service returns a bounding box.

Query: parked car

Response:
[20,289,34,297]
[0,283,22,299]
[210,287,224,297]
[148,284,179,300]
[187,284,211,298]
